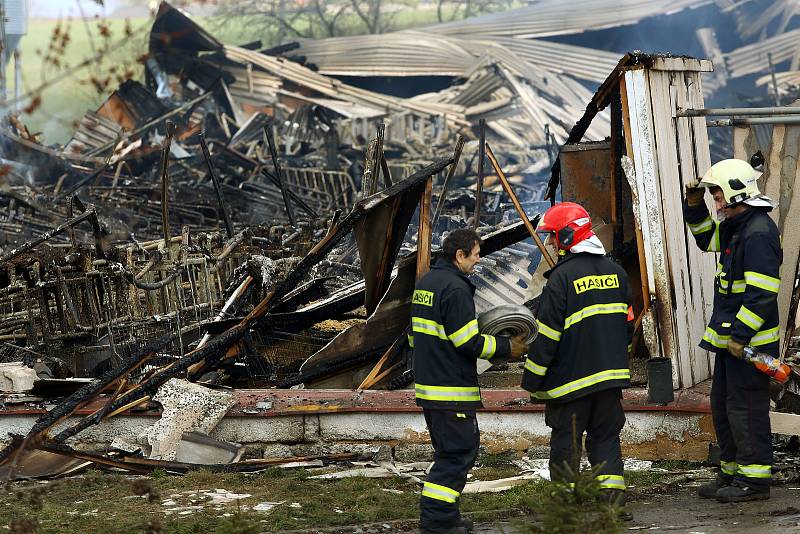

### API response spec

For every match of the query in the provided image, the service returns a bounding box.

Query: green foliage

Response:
[477,451,515,468]
[215,502,261,534]
[520,464,623,534]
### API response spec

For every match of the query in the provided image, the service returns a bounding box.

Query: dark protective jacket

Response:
[521,252,633,402]
[410,259,511,409]
[684,202,782,355]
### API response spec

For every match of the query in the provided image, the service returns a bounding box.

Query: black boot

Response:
[456,515,474,532]
[698,476,732,499]
[715,480,770,503]
[601,489,632,522]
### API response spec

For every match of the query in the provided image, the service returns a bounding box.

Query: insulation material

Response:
[138,379,236,461]
[0,362,37,393]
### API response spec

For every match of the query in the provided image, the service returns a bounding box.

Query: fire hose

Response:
[477,304,538,345]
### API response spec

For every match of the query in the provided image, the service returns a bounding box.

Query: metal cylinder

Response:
[477,305,538,345]
[677,106,800,117]
[646,357,674,404]
[707,116,800,127]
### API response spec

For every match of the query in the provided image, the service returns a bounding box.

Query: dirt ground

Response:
[392,481,800,534]
[626,484,800,533]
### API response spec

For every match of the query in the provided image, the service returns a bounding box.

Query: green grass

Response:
[0,466,545,533]
[0,456,677,533]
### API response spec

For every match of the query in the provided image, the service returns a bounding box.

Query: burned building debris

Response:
[0,0,800,486]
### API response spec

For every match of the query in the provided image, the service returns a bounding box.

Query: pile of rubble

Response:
[0,2,556,477]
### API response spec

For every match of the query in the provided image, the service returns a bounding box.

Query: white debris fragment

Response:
[253,501,284,512]
[251,255,278,289]
[138,378,235,461]
[0,362,37,393]
[512,457,654,480]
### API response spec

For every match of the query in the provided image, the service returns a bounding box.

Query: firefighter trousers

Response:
[544,388,626,491]
[420,408,479,532]
[711,350,772,490]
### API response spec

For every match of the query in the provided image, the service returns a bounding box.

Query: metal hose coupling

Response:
[477,305,538,344]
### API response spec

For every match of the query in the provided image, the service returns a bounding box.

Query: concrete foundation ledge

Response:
[0,387,715,461]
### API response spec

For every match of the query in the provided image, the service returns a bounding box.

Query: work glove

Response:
[685,179,705,207]
[727,338,746,359]
[509,333,528,359]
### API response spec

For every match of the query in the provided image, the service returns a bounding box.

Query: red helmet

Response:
[538,202,594,250]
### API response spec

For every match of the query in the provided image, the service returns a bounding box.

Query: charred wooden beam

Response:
[37,441,358,474]
[474,119,486,229]
[263,125,296,226]
[259,168,319,219]
[199,133,235,238]
[485,143,555,268]
[431,134,465,231]
[368,123,385,196]
[159,121,177,243]
[0,205,100,266]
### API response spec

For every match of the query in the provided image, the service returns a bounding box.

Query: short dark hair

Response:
[709,185,722,195]
[442,228,481,261]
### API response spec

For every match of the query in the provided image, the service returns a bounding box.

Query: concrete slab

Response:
[0,387,716,460]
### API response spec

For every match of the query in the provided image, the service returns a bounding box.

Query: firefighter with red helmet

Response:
[521,202,634,512]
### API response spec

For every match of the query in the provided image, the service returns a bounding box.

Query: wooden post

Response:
[417,178,433,279]
[369,123,385,195]
[473,119,485,229]
[485,143,555,268]
[431,135,466,231]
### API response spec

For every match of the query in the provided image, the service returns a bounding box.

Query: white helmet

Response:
[698,159,776,208]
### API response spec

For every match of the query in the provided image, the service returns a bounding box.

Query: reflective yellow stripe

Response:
[751,326,779,346]
[524,358,547,376]
[702,224,721,252]
[415,383,481,402]
[688,216,713,235]
[537,320,562,341]
[422,481,459,503]
[596,474,626,490]
[703,325,779,348]
[720,460,738,476]
[737,464,771,479]
[702,326,730,349]
[718,279,746,295]
[532,369,630,399]
[411,317,448,340]
[449,319,479,347]
[744,271,780,293]
[407,334,414,349]
[563,303,628,330]
[736,305,765,332]
[479,334,496,360]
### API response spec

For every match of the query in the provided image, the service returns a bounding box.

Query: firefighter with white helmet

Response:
[684,158,782,502]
